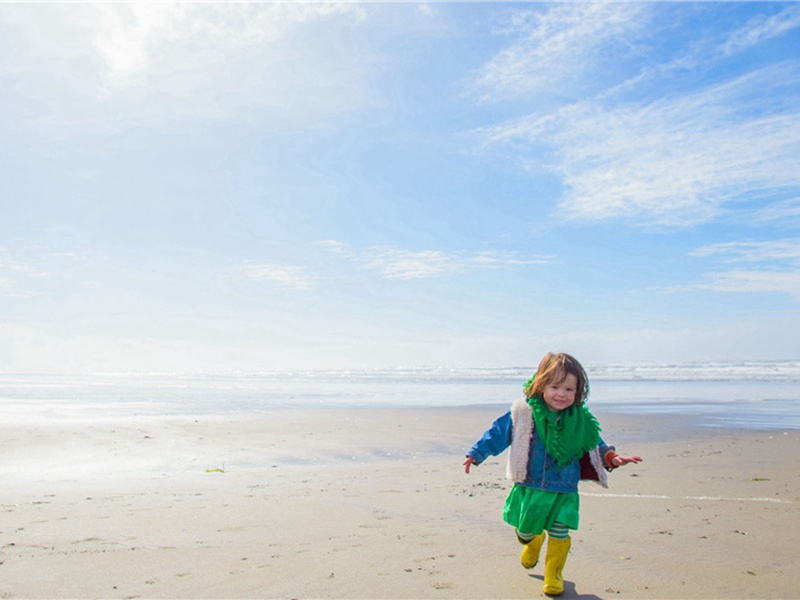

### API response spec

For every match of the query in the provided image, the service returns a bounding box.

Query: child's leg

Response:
[543,523,571,596]
[516,529,546,569]
[546,522,570,540]
[515,530,536,544]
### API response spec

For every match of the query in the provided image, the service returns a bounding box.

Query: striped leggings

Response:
[518,522,570,540]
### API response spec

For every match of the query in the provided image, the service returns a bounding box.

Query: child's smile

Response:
[542,372,577,412]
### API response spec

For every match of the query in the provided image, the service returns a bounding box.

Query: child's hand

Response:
[463,456,477,474]
[611,454,643,468]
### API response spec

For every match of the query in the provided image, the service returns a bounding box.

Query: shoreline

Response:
[1,406,798,598]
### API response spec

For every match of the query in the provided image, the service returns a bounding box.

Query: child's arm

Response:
[463,411,513,474]
[604,451,643,469]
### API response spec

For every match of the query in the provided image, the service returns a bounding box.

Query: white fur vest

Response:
[507,398,608,488]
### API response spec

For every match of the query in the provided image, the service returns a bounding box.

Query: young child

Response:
[464,352,642,596]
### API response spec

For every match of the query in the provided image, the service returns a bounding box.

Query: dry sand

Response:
[1,406,798,599]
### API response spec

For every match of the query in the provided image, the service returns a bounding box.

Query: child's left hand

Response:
[610,454,643,467]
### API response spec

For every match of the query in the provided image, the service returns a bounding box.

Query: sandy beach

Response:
[1,406,798,599]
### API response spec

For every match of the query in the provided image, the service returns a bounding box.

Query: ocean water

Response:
[1,361,799,430]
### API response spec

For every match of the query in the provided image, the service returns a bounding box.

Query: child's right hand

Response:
[463,456,477,474]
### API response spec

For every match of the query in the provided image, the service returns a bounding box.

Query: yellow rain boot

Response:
[542,536,571,596]
[518,532,546,569]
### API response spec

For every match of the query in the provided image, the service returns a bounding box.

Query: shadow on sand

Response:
[527,573,605,599]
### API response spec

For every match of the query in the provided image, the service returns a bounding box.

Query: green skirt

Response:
[503,484,580,535]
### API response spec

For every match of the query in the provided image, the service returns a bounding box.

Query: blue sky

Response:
[1,1,799,372]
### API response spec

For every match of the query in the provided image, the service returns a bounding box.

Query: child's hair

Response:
[524,352,590,405]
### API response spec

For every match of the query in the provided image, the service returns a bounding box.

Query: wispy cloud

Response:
[472,3,649,103]
[316,239,350,255]
[635,4,800,80]
[694,269,800,300]
[688,239,800,300]
[237,263,316,290]
[91,3,365,88]
[755,198,800,223]
[472,4,800,228]
[1,2,369,135]
[470,250,551,268]
[362,246,550,280]
[722,4,800,56]
[0,247,71,297]
[691,239,800,263]
[0,256,50,279]
[364,248,462,280]
[479,62,800,227]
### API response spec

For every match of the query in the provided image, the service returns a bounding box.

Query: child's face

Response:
[542,372,577,412]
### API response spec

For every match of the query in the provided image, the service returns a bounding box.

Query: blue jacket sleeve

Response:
[467,411,513,465]
[598,437,617,471]
[598,438,615,456]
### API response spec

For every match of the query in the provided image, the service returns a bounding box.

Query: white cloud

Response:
[91,2,365,88]
[687,239,800,300]
[722,4,800,56]
[316,239,350,254]
[755,198,800,222]
[0,257,50,278]
[469,250,552,268]
[0,248,54,297]
[470,4,800,228]
[92,3,155,79]
[472,3,649,102]
[691,239,800,263]
[360,246,550,280]
[237,263,315,290]
[695,269,800,300]
[638,4,800,80]
[416,3,438,19]
[1,2,370,134]
[480,63,800,226]
[364,248,461,280]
